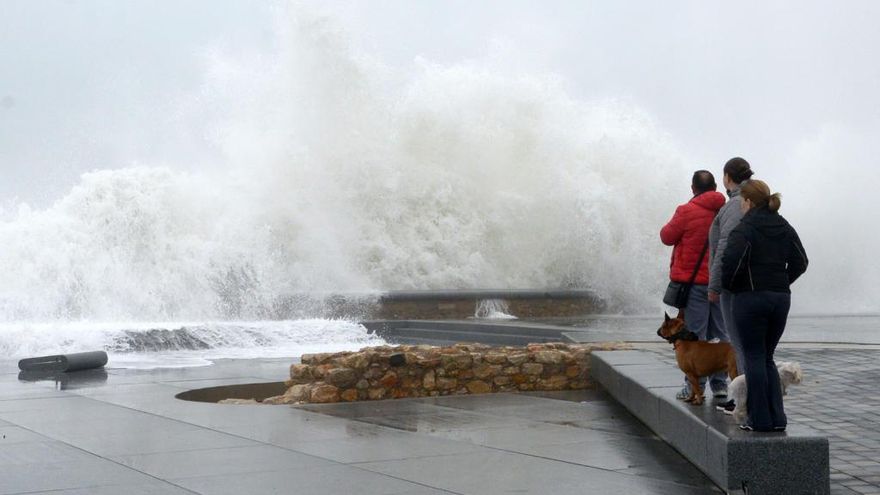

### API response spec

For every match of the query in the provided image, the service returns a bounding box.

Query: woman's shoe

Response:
[715,400,735,413]
[740,424,783,432]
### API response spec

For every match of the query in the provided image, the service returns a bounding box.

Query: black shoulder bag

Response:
[662,240,709,309]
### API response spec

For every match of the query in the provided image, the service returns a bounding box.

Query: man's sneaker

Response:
[715,400,735,413]
[675,387,691,401]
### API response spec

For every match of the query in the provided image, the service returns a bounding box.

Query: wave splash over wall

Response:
[0,319,384,365]
[0,11,689,322]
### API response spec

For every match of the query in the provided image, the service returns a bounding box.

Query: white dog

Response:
[727,361,803,422]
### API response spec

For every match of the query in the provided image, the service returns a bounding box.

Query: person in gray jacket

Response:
[708,157,754,412]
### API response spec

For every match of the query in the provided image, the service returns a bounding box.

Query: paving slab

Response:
[170,464,450,495]
[421,421,624,448]
[358,450,716,495]
[291,432,489,463]
[0,425,52,444]
[110,444,335,480]
[0,456,160,494]
[22,482,197,495]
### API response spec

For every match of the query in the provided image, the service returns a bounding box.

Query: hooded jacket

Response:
[660,191,726,284]
[708,183,745,294]
[721,206,809,293]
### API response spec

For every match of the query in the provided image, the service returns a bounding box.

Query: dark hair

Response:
[741,179,782,212]
[692,170,717,194]
[723,157,754,183]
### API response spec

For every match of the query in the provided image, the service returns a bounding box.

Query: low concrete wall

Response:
[262,342,628,405]
[591,350,829,495]
[372,290,604,319]
[269,289,604,320]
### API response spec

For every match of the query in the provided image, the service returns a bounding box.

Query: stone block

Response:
[613,374,660,429]
[493,376,511,386]
[436,377,458,390]
[537,375,568,391]
[325,368,358,388]
[286,384,311,402]
[340,389,359,402]
[379,371,399,388]
[484,353,508,364]
[522,363,543,375]
[341,353,370,370]
[289,364,313,383]
[708,424,830,494]
[465,380,491,394]
[656,397,708,468]
[422,370,436,389]
[532,350,564,365]
[473,364,502,380]
[310,384,340,403]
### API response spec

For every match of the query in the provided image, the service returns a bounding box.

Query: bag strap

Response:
[686,240,710,286]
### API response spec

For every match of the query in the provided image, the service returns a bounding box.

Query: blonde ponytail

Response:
[768,193,782,212]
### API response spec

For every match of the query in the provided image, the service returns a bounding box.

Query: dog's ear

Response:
[675,308,684,320]
[664,312,671,322]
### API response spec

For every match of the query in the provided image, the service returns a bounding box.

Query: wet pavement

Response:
[0,357,722,495]
[3,337,879,494]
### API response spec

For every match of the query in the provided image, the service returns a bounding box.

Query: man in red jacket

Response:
[661,170,730,399]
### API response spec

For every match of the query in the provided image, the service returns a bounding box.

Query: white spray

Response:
[0,10,690,323]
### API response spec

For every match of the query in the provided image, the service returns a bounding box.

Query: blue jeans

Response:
[733,290,790,430]
[721,289,746,376]
[683,284,729,392]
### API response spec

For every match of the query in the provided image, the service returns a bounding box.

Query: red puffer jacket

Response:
[660,191,726,284]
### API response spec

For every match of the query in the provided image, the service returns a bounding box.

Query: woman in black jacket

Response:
[721,180,808,432]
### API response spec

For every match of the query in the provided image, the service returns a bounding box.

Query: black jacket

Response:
[721,207,808,293]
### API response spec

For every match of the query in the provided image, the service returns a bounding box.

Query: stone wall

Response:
[263,342,629,405]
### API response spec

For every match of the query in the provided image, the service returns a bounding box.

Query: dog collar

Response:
[667,329,699,343]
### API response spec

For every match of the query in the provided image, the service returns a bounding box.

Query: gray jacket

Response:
[708,183,745,294]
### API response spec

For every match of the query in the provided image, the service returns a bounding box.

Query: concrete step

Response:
[590,350,829,495]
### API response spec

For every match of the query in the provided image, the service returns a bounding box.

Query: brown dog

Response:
[657,310,738,405]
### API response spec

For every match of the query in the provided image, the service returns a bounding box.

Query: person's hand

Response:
[708,290,720,303]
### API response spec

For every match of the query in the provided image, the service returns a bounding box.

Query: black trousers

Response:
[732,290,791,430]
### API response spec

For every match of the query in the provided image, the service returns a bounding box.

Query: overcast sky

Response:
[2,0,879,205]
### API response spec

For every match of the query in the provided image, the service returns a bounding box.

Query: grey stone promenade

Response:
[2,342,879,493]
[0,357,721,495]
